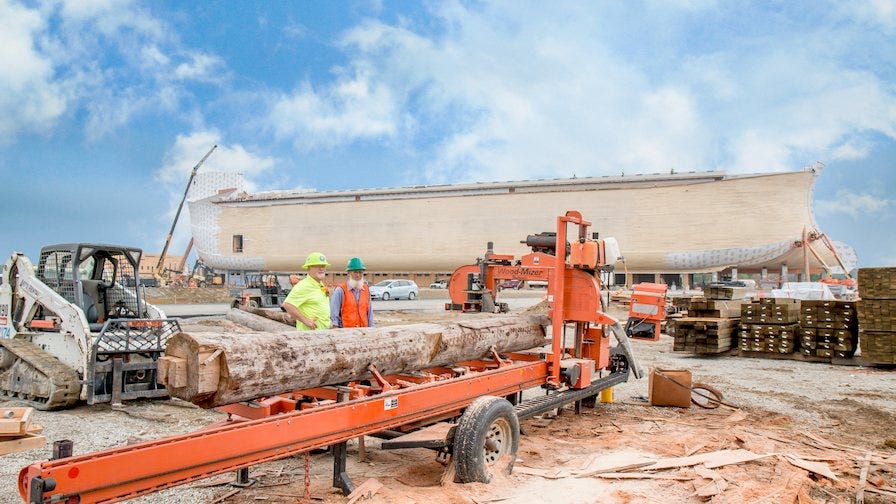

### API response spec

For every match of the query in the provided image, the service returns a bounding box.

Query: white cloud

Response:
[0,0,228,142]
[830,141,870,161]
[156,130,277,188]
[0,0,67,142]
[174,52,225,82]
[269,63,400,150]
[265,2,896,182]
[155,130,279,252]
[816,190,891,219]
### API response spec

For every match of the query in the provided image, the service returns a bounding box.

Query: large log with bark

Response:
[158,314,548,408]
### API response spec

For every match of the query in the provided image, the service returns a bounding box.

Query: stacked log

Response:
[798,300,858,359]
[738,299,801,355]
[671,299,747,354]
[158,314,549,408]
[857,268,896,364]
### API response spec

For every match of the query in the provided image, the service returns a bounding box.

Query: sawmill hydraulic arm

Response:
[19,210,650,504]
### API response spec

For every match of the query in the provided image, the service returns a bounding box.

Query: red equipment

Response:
[18,211,645,504]
[625,282,668,341]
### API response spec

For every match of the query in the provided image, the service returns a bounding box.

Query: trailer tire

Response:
[453,396,519,483]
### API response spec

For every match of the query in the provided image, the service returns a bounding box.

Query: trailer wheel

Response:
[453,396,519,483]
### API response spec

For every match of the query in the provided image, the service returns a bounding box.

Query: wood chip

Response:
[649,448,768,470]
[866,487,896,498]
[577,461,654,478]
[724,410,747,423]
[783,455,839,481]
[684,442,708,457]
[703,449,771,469]
[514,466,567,479]
[593,473,693,481]
[210,488,240,504]
[694,478,729,498]
[857,452,871,504]
[346,478,383,504]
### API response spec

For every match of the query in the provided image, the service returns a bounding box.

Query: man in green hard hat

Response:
[330,257,374,328]
[282,252,331,330]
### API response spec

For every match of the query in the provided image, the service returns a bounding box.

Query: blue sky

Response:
[1,1,894,269]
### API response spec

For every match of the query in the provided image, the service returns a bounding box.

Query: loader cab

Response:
[37,244,145,331]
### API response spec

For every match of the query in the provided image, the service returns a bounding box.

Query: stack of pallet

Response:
[671,296,748,354]
[857,267,896,364]
[799,300,858,360]
[738,298,801,354]
[0,407,44,456]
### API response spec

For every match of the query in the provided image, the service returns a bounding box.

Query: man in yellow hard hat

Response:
[330,257,374,328]
[282,252,331,330]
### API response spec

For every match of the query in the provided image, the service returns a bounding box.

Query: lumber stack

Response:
[738,299,801,355]
[740,298,801,324]
[857,267,896,364]
[705,285,752,301]
[671,298,745,353]
[672,318,738,353]
[0,407,45,456]
[738,323,800,354]
[798,300,858,359]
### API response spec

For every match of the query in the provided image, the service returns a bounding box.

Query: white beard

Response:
[348,278,365,290]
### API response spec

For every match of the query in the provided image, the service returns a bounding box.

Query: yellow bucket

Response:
[600,387,614,404]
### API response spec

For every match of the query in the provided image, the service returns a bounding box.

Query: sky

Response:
[1,0,894,271]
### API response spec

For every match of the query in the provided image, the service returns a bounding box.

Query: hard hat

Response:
[346,257,366,271]
[302,252,330,269]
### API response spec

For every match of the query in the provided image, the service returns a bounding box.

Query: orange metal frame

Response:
[19,210,624,504]
[20,358,549,503]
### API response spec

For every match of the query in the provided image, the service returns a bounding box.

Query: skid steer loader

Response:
[0,244,180,410]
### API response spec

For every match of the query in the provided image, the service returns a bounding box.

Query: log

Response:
[225,308,292,332]
[242,307,295,327]
[158,314,549,407]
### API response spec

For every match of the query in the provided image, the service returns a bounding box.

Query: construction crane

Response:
[154,145,217,284]
[18,210,658,504]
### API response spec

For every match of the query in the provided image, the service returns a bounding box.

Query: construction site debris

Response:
[0,407,44,456]
[647,369,692,408]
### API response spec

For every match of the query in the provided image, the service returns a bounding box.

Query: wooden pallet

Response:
[0,408,45,456]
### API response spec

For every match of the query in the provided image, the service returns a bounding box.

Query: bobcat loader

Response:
[0,244,179,410]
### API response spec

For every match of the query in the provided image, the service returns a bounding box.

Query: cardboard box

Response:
[648,369,692,408]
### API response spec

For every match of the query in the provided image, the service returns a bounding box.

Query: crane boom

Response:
[154,145,217,281]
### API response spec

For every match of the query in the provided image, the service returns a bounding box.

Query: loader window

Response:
[78,257,96,280]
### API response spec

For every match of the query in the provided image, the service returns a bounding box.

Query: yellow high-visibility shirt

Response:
[284,276,331,330]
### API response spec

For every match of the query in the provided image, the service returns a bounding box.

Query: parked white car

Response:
[370,279,420,300]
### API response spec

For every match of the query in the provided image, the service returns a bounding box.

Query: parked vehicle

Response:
[370,279,419,300]
[429,279,448,289]
[497,279,523,291]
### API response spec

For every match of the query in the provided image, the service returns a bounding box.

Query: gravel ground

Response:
[1,295,894,503]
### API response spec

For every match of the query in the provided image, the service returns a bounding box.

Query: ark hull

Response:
[188,169,856,275]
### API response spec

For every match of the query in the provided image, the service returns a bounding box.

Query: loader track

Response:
[0,338,81,410]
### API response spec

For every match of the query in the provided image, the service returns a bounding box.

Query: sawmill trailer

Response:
[19,211,659,503]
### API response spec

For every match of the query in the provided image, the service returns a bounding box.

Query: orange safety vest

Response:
[340,282,371,328]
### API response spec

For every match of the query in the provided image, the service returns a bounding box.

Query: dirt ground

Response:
[1,294,895,504]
